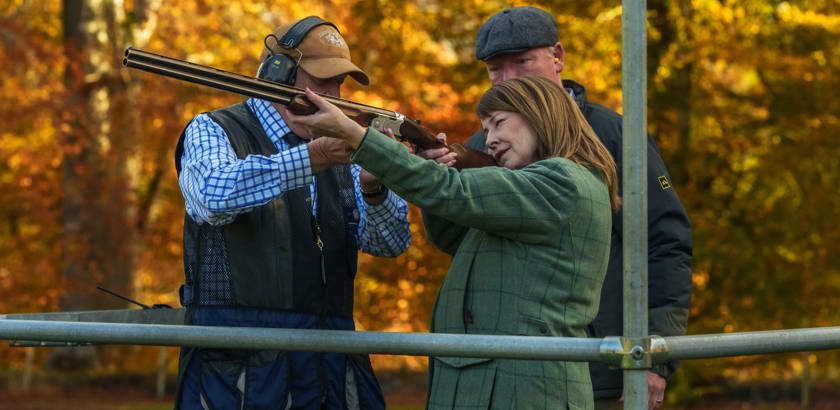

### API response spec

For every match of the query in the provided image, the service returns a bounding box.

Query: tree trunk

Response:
[50,0,134,371]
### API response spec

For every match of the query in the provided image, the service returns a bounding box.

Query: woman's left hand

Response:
[285,88,368,148]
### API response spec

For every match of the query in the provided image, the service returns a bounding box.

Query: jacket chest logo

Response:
[658,175,672,190]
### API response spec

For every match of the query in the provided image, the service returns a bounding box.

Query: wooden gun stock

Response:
[122,47,496,170]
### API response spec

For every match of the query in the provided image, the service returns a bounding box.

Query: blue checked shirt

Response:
[178,98,410,257]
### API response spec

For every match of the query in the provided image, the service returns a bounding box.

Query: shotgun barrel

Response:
[122,47,497,171]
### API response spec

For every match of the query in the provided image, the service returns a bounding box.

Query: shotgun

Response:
[122,47,496,170]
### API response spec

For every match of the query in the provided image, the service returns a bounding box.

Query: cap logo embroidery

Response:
[319,29,345,48]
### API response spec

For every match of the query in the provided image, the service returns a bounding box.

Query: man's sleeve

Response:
[645,137,693,379]
[354,165,411,257]
[645,138,692,313]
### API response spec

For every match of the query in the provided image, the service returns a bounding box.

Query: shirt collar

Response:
[246,98,294,148]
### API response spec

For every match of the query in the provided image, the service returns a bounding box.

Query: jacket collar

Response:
[561,79,589,111]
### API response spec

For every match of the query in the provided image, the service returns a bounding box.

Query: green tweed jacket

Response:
[352,129,612,410]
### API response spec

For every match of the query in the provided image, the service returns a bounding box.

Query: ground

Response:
[1,373,840,409]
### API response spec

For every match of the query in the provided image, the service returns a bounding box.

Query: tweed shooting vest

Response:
[175,102,360,318]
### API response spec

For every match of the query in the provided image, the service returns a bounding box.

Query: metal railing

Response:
[4,315,840,363]
[3,316,840,377]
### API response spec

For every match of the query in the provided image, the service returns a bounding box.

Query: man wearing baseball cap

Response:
[173,16,410,409]
[421,6,692,410]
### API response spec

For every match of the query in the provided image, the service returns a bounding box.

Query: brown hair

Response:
[477,76,621,212]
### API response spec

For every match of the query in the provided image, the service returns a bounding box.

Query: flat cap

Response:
[475,6,558,61]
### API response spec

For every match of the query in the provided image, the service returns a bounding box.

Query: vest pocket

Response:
[430,356,497,408]
[198,349,290,409]
[435,356,493,368]
[567,401,587,410]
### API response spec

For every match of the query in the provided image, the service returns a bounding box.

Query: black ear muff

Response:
[256,16,336,86]
[257,36,298,85]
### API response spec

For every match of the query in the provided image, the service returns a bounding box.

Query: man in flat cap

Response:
[173,16,410,410]
[421,6,692,410]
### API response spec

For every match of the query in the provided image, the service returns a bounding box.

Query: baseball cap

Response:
[475,7,558,61]
[261,18,370,85]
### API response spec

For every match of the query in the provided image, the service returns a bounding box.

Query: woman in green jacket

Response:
[288,76,620,409]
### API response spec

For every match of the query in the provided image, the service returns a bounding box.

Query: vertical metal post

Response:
[622,0,649,409]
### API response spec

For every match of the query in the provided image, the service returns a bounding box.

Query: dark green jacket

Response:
[353,129,612,409]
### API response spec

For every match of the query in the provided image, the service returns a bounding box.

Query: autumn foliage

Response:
[1,0,840,403]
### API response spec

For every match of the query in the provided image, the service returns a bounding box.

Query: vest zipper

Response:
[309,186,329,405]
[307,183,326,285]
[313,220,326,285]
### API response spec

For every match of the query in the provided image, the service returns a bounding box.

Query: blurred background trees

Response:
[1,0,839,404]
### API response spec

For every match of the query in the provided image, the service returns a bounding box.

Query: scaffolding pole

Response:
[622,0,650,409]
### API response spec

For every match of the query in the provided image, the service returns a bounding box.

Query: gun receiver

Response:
[122,47,495,169]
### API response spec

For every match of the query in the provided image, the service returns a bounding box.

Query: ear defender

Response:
[257,34,299,85]
[256,16,335,86]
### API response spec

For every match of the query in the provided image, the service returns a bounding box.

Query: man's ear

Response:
[552,42,565,73]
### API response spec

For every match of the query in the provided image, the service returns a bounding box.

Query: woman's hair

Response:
[477,76,621,212]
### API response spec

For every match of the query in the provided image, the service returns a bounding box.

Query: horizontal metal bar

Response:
[4,318,840,363]
[1,308,184,325]
[0,309,185,346]
[663,327,840,361]
[0,319,604,361]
